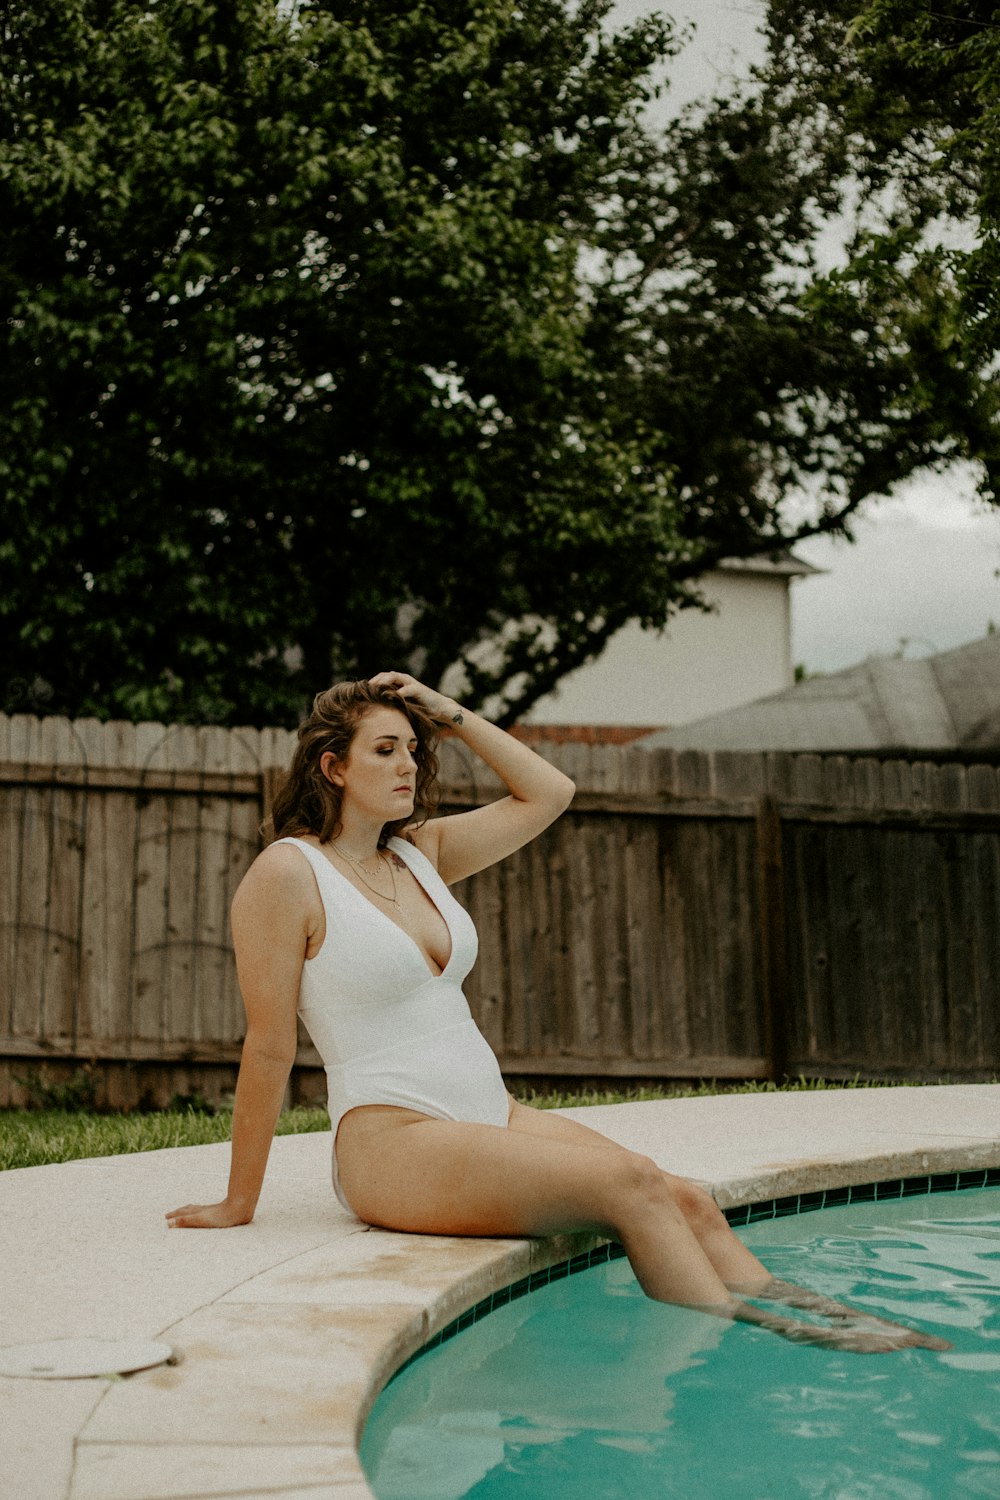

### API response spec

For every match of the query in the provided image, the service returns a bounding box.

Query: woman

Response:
[167,673,946,1354]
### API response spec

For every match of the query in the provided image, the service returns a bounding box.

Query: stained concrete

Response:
[1,1085,998,1500]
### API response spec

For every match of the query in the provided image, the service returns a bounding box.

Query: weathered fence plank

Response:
[755,796,787,1081]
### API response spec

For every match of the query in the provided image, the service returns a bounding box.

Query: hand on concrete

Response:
[164,1200,253,1229]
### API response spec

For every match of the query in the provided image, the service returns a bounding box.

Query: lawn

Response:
[0,1076,951,1172]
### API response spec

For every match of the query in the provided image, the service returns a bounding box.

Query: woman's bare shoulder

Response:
[233,839,317,910]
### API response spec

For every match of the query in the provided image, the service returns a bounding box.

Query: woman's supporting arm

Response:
[222,1035,294,1219]
[165,845,310,1228]
[369,671,576,885]
[166,1039,292,1229]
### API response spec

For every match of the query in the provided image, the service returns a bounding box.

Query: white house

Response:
[519,553,821,737]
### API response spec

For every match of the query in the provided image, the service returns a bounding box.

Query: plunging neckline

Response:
[307,837,454,980]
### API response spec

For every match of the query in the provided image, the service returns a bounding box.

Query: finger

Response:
[165,1207,204,1226]
[390,678,424,698]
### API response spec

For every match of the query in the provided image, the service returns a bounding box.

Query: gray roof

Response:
[639,631,1000,753]
[715,551,825,579]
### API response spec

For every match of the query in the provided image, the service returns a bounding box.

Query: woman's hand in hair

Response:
[368,671,464,730]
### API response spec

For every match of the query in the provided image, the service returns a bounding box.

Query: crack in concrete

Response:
[68,1224,373,1497]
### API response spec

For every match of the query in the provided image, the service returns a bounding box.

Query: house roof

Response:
[715,550,825,579]
[638,631,1000,753]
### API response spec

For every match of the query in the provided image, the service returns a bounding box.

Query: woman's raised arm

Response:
[369,671,575,886]
[165,845,312,1228]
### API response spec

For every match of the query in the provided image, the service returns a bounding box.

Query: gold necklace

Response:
[330,843,400,908]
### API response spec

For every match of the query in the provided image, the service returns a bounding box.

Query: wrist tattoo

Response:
[452,709,464,726]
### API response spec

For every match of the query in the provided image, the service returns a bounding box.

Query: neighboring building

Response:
[638,630,1000,754]
[519,553,822,739]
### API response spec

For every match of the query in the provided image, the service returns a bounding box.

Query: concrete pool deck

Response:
[2,1084,999,1500]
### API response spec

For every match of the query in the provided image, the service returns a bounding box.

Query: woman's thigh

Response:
[335,1104,649,1239]
[506,1098,716,1214]
[506,1098,633,1154]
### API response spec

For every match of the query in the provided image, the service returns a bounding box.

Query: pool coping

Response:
[2,1084,999,1500]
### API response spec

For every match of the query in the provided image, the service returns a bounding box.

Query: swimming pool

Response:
[361,1177,1000,1500]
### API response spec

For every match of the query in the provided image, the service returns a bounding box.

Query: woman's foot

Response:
[725,1290,952,1353]
[843,1318,951,1352]
[776,1320,936,1355]
[737,1277,952,1351]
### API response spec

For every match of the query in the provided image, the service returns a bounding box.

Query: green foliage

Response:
[1,0,996,726]
[509,1074,943,1108]
[842,0,1000,378]
[0,1102,337,1169]
[11,1064,100,1112]
[165,1088,220,1114]
[614,3,1000,588]
[0,1105,238,1169]
[0,0,693,724]
[755,1,1000,505]
[0,1102,327,1170]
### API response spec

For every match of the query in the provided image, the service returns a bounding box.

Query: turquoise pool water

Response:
[361,1184,1000,1500]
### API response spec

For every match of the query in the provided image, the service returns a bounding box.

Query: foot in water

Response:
[779,1320,943,1355]
[725,1280,952,1354]
[755,1277,952,1351]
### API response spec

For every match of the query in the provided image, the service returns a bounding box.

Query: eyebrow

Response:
[373,733,418,743]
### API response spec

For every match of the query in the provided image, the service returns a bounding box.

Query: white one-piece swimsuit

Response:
[272,835,511,1210]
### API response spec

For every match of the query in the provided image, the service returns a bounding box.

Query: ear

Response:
[319,750,344,787]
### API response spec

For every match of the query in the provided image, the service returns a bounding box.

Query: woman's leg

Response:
[503,1100,949,1352]
[338,1105,737,1309]
[506,1100,770,1292]
[335,1106,939,1351]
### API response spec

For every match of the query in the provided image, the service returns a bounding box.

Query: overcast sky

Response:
[609,0,1000,675]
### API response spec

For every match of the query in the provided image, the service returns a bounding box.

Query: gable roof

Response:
[638,631,1000,753]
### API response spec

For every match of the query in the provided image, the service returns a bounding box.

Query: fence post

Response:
[755,794,789,1082]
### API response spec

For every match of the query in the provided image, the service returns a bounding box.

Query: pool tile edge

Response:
[708,1136,1000,1210]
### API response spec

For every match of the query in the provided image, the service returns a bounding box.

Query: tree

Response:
[2,0,995,727]
[596,0,1000,603]
[1,0,694,725]
[747,0,999,501]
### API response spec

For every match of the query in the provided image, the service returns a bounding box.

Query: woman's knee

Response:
[613,1152,679,1214]
[670,1177,724,1231]
[615,1159,721,1226]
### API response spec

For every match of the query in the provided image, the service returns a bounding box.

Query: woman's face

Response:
[322,706,418,825]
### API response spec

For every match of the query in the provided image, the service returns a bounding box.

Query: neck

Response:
[331,809,386,860]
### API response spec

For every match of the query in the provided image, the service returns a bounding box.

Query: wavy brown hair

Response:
[267,681,441,846]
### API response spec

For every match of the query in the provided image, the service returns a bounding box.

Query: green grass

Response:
[1,1075,975,1173]
[0,1103,331,1173]
[510,1078,886,1111]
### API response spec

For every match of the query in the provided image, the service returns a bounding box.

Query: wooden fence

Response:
[1,711,998,1108]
